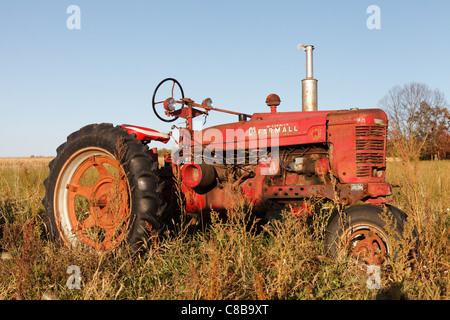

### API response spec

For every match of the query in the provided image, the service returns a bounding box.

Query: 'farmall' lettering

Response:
[281,125,298,133]
[249,124,298,137]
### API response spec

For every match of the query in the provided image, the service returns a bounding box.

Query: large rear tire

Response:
[43,123,167,252]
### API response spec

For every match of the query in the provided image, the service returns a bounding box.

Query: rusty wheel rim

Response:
[55,148,130,251]
[347,225,388,265]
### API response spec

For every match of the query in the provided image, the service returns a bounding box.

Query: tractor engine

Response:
[177,107,390,216]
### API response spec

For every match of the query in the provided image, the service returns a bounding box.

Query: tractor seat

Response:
[121,124,170,144]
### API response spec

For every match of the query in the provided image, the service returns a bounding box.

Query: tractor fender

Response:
[121,124,170,144]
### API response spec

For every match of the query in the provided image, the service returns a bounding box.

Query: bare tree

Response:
[379,82,448,160]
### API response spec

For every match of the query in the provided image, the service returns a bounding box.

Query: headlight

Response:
[164,97,177,111]
[202,98,213,108]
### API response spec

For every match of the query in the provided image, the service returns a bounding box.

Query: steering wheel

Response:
[152,78,184,122]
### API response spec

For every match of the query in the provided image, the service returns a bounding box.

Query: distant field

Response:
[0,157,53,167]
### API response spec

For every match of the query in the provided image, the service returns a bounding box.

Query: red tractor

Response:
[43,44,411,265]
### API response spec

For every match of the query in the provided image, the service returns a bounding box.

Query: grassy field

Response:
[0,157,448,300]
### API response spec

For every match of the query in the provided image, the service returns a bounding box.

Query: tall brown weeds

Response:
[0,157,448,300]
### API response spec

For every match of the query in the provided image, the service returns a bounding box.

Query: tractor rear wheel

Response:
[324,204,413,265]
[43,123,167,252]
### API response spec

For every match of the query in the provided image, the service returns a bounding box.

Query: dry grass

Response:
[0,157,448,300]
[385,160,450,299]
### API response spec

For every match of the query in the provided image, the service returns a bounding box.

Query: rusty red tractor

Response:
[43,44,412,265]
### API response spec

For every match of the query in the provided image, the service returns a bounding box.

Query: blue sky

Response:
[1,0,449,157]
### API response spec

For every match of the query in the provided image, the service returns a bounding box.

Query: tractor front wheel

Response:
[324,204,412,265]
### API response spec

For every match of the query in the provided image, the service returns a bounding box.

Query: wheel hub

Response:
[65,154,130,251]
[349,229,387,265]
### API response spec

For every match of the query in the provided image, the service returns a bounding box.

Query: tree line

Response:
[379,82,450,160]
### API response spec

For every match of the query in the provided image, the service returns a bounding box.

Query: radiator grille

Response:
[355,126,385,137]
[356,166,371,177]
[356,139,384,151]
[356,153,385,164]
[355,126,386,177]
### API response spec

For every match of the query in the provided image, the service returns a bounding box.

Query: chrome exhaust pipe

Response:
[297,43,318,112]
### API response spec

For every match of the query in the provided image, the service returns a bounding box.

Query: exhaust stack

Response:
[297,43,318,112]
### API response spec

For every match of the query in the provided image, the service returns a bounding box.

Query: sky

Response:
[1,0,449,157]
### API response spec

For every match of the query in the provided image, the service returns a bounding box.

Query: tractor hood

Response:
[195,108,387,150]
